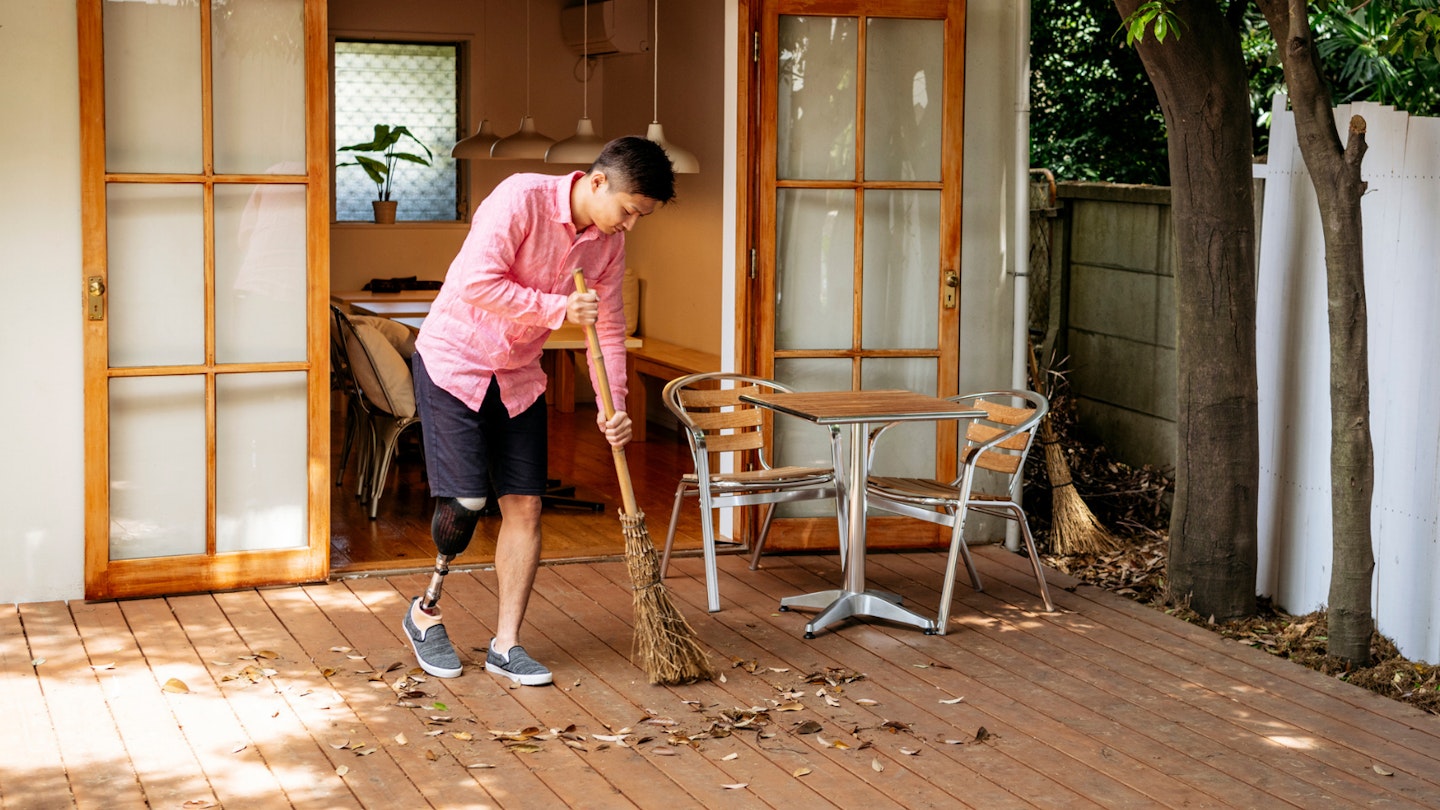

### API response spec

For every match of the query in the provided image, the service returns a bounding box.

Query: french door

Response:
[80,0,331,598]
[747,0,966,551]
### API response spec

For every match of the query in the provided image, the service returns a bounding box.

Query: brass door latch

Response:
[87,276,106,321]
[942,271,958,309]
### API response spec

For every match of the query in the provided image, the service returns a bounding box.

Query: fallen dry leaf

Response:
[721,752,739,761]
[255,650,279,659]
[651,746,678,756]
[1373,764,1395,776]
[162,678,190,694]
[721,783,748,790]
[451,731,474,741]
[871,758,884,772]
[854,698,879,706]
[792,767,812,778]
[900,747,919,756]
[393,733,408,746]
[335,765,349,777]
[467,763,496,769]
[424,749,439,761]
[91,662,116,671]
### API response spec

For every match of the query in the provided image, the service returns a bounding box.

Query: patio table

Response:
[738,389,983,637]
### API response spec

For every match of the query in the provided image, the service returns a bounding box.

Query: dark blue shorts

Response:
[411,351,548,500]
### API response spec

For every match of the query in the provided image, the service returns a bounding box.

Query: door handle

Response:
[942,271,958,309]
[87,276,106,321]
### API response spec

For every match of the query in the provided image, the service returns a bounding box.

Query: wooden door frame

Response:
[79,0,332,599]
[737,0,966,552]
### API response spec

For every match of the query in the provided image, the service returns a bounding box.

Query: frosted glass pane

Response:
[110,376,207,560]
[862,357,939,480]
[334,42,459,222]
[774,358,851,519]
[865,19,943,181]
[108,185,205,367]
[216,373,308,552]
[776,189,854,350]
[863,190,940,349]
[104,0,202,173]
[215,184,307,362]
[212,0,306,174]
[777,16,856,181]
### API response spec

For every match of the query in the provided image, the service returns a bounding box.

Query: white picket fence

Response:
[1256,94,1440,663]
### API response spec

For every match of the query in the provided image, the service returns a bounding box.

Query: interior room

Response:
[327,0,726,573]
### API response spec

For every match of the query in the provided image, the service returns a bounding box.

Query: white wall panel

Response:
[1257,95,1440,663]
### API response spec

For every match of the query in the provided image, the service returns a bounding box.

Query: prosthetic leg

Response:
[420,496,487,610]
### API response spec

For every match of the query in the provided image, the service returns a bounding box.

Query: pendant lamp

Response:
[452,0,499,158]
[546,0,607,164]
[491,0,555,159]
[644,0,698,173]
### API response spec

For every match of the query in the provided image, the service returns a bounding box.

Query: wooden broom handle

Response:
[572,269,639,516]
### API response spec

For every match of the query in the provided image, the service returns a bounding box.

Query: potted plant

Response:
[337,124,434,223]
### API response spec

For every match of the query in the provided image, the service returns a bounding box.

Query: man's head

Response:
[571,136,679,235]
[590,136,677,203]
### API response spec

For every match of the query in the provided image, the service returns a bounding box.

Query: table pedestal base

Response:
[780,589,937,638]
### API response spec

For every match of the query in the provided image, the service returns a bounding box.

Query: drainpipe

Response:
[1007,1,1032,552]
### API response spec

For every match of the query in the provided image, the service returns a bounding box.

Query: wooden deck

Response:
[6,546,1440,809]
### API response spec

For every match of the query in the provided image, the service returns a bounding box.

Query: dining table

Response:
[737,389,984,637]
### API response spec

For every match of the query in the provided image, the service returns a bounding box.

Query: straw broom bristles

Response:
[621,512,715,684]
[1038,413,1120,555]
[1029,342,1119,556]
[574,270,714,685]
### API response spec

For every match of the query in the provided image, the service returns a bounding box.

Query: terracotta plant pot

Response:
[372,200,398,224]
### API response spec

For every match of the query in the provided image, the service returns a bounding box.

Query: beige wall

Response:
[0,0,86,601]
[328,0,725,354]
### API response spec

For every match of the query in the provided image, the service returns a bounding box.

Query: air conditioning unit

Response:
[560,0,647,57]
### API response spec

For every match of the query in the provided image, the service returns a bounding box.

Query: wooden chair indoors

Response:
[865,390,1055,632]
[659,372,848,613]
[331,305,423,519]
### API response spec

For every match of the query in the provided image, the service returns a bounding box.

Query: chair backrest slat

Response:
[976,398,1033,426]
[688,409,763,432]
[962,445,1022,474]
[679,385,759,409]
[703,432,765,453]
[966,422,1032,451]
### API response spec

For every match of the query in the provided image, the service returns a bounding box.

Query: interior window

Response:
[333,40,460,222]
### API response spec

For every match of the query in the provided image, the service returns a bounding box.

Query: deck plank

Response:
[0,605,78,809]
[4,549,1439,809]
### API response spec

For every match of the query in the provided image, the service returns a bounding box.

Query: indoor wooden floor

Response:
[7,548,1440,808]
[330,397,711,574]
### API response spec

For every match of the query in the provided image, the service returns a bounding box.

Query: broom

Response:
[1028,341,1119,556]
[573,270,715,685]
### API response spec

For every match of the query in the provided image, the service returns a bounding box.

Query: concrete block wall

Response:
[1052,182,1177,471]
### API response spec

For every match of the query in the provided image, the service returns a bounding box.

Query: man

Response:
[402,137,677,685]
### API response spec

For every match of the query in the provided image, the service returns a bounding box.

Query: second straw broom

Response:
[573,269,714,685]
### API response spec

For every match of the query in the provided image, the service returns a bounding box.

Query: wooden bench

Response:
[625,339,721,442]
[549,336,719,442]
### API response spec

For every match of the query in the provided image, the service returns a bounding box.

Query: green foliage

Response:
[337,124,434,202]
[1033,1,1440,181]
[1031,0,1171,185]
[1122,0,1184,45]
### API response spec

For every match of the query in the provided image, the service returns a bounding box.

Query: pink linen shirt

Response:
[415,171,630,416]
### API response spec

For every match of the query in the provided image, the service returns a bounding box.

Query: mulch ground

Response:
[1024,387,1440,717]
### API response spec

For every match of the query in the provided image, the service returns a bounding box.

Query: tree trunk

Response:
[1113,0,1259,621]
[1256,0,1375,667]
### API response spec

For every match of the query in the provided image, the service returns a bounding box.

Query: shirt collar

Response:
[552,171,586,228]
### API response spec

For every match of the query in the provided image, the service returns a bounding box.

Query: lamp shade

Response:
[546,118,606,165]
[451,119,499,159]
[645,122,699,174]
[490,116,555,160]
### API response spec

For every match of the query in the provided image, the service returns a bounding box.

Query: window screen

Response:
[333,40,459,222]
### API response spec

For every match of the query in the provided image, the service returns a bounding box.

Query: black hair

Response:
[590,136,678,204]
